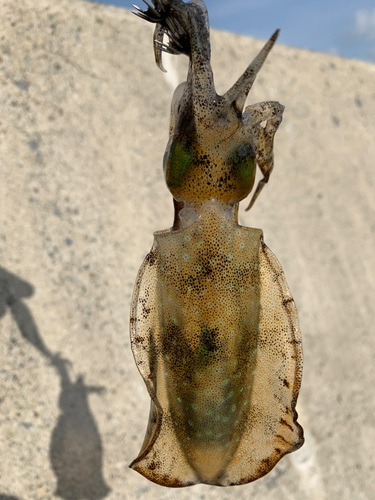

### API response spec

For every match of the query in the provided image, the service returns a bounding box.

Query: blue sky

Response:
[87,0,375,62]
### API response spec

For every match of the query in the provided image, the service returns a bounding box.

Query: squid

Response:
[130,0,304,487]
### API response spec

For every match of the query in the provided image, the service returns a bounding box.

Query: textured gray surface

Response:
[1,0,375,499]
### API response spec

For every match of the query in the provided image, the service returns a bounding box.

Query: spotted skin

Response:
[130,0,303,487]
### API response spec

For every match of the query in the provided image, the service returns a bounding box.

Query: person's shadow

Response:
[0,267,110,500]
[50,354,110,500]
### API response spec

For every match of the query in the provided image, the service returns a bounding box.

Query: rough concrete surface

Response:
[1,0,374,498]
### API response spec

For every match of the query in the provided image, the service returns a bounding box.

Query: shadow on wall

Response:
[0,267,110,500]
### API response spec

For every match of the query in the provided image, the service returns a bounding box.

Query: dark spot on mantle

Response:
[280,418,294,432]
[146,251,157,266]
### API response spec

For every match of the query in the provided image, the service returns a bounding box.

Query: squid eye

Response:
[229,144,256,193]
[231,144,256,163]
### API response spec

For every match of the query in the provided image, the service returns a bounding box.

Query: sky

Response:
[87,0,375,62]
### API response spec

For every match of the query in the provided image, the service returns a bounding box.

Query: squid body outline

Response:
[130,0,304,487]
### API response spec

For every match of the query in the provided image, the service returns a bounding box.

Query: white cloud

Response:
[354,8,375,40]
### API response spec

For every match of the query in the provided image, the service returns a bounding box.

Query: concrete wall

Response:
[1,0,374,498]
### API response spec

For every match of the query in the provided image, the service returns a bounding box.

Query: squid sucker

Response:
[130,0,303,487]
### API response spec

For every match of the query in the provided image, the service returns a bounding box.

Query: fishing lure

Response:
[130,0,303,487]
